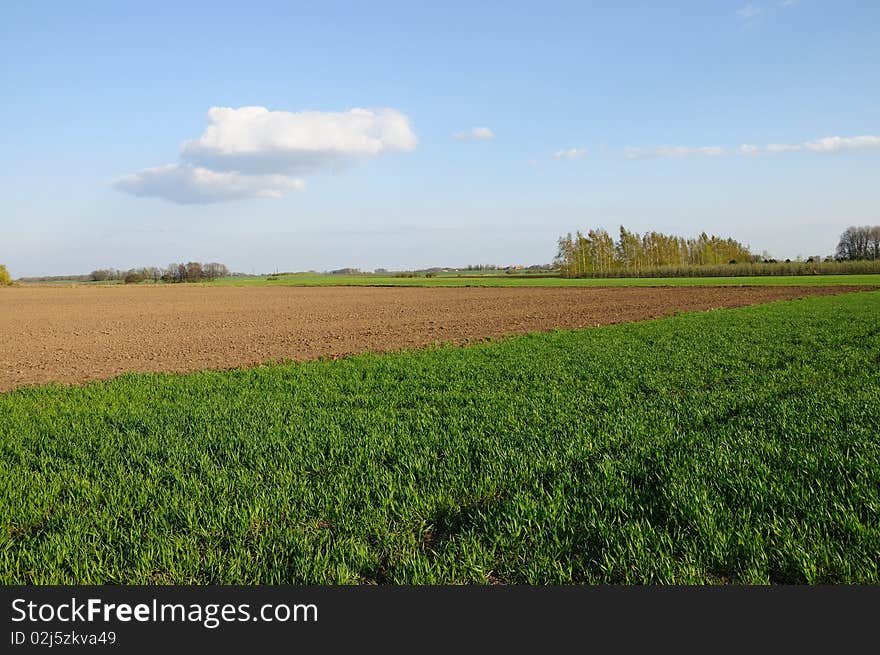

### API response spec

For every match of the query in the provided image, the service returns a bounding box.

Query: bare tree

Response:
[202,262,229,281]
[870,226,880,260]
[836,226,879,261]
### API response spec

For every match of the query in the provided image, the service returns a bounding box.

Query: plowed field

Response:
[0,285,869,390]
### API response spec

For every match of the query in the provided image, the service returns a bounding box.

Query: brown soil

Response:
[0,285,869,391]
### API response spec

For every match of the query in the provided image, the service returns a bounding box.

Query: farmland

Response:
[1,290,878,583]
[0,284,869,390]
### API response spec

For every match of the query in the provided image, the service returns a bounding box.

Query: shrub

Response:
[123,271,144,284]
[0,264,11,286]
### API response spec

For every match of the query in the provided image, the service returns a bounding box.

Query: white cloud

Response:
[181,106,417,174]
[624,145,725,160]
[737,3,762,19]
[803,135,880,153]
[736,135,880,156]
[780,0,799,7]
[114,164,305,205]
[117,106,417,204]
[454,126,495,140]
[618,134,880,163]
[552,148,587,160]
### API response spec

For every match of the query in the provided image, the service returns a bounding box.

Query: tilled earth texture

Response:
[0,285,870,391]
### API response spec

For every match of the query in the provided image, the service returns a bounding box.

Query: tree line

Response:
[90,262,229,284]
[836,226,880,261]
[555,227,753,277]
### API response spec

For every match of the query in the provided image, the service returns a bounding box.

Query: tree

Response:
[555,233,576,276]
[0,264,11,286]
[203,262,229,280]
[556,226,753,277]
[185,262,203,282]
[617,226,643,271]
[836,226,880,261]
[85,261,228,284]
[870,226,880,260]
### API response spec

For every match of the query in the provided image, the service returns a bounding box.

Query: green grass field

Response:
[1,291,878,584]
[209,272,880,287]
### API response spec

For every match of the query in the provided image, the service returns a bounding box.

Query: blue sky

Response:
[2,0,878,276]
